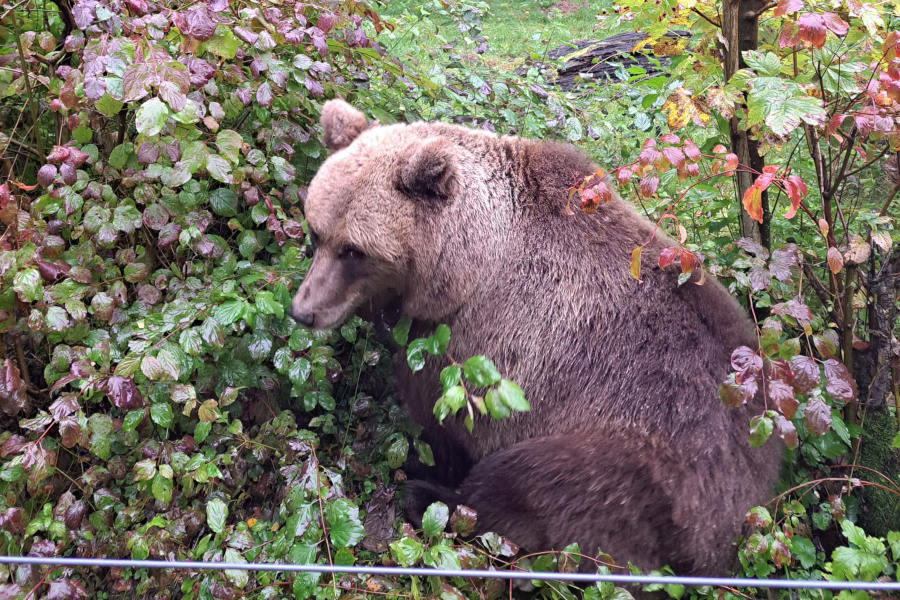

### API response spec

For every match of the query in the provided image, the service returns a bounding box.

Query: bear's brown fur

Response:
[292,99,782,575]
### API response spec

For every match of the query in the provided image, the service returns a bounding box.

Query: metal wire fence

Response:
[2,556,899,591]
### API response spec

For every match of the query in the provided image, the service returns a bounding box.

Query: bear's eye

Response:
[338,244,365,261]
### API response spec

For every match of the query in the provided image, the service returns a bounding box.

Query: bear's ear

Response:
[320,99,368,151]
[397,138,458,201]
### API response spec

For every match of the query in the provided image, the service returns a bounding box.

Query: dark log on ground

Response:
[523,31,690,90]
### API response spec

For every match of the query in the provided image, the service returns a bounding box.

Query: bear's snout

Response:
[290,307,315,327]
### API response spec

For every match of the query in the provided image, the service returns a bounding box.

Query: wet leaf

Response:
[823,358,856,403]
[804,395,832,435]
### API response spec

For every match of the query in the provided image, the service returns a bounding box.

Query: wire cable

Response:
[1,556,898,590]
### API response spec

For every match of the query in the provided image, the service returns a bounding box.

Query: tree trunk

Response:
[721,0,770,250]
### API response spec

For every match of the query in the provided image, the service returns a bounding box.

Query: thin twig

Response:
[691,6,721,27]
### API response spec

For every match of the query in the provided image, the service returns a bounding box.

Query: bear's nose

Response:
[291,309,315,327]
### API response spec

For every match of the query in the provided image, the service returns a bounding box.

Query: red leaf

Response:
[615,166,632,185]
[712,144,728,154]
[798,13,826,48]
[639,174,659,198]
[769,379,799,418]
[659,133,680,144]
[658,246,679,268]
[0,359,27,416]
[49,393,79,420]
[823,358,856,403]
[46,145,71,163]
[105,376,144,410]
[661,146,685,169]
[826,114,846,136]
[724,153,739,172]
[772,296,813,324]
[680,248,695,273]
[719,374,758,407]
[773,0,803,16]
[774,414,799,448]
[639,146,661,166]
[771,538,792,568]
[822,12,848,35]
[804,394,832,435]
[731,346,763,379]
[683,139,701,162]
[742,185,764,224]
[827,245,843,274]
[778,21,800,48]
[0,507,24,534]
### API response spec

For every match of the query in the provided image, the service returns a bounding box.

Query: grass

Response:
[379,0,615,71]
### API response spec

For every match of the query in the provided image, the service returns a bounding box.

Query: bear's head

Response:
[290,100,501,330]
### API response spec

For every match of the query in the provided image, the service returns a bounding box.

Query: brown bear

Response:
[291,99,782,576]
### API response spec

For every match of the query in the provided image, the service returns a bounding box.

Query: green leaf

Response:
[213,299,245,325]
[88,413,113,460]
[563,116,583,142]
[439,365,461,393]
[484,387,510,419]
[390,536,424,567]
[463,355,501,387]
[209,187,238,217]
[216,129,243,165]
[840,519,868,548]
[255,290,284,319]
[179,328,203,355]
[325,498,365,548]
[434,385,465,422]
[13,268,42,302]
[891,431,900,449]
[749,415,773,447]
[45,305,70,332]
[742,50,782,77]
[406,338,427,372]
[108,143,134,169]
[150,402,174,429]
[385,434,409,469]
[113,205,142,233]
[422,502,449,538]
[151,472,173,503]
[194,421,211,444]
[288,357,311,385]
[205,24,239,59]
[790,536,817,569]
[425,324,450,355]
[494,379,529,412]
[206,153,233,184]
[247,330,273,362]
[206,498,228,534]
[135,97,169,136]
[122,409,144,431]
[392,316,411,346]
[95,94,123,118]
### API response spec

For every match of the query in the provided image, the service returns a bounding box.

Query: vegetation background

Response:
[0,0,897,598]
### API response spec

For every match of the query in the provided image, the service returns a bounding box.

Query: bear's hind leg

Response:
[455,430,708,576]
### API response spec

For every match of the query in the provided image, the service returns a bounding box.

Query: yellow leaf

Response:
[630,246,643,281]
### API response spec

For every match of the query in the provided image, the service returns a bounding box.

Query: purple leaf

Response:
[256,82,273,107]
[768,379,798,418]
[206,0,227,12]
[105,376,143,409]
[72,0,98,29]
[803,394,831,435]
[234,26,258,45]
[769,244,798,281]
[317,12,337,33]
[304,76,324,98]
[823,358,856,403]
[136,142,159,164]
[789,355,820,394]
[84,76,106,100]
